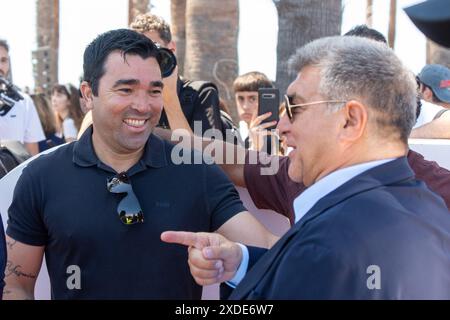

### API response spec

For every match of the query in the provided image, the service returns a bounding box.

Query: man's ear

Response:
[80,81,94,111]
[167,40,176,53]
[339,100,367,142]
[422,87,433,102]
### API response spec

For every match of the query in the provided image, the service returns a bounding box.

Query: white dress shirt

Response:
[293,158,395,223]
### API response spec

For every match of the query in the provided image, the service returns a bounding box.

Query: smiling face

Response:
[277,65,343,186]
[83,51,163,155]
[235,91,258,124]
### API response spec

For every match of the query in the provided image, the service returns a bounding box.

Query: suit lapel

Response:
[231,158,414,299]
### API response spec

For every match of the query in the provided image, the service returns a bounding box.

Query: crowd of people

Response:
[1,38,87,160]
[1,0,450,300]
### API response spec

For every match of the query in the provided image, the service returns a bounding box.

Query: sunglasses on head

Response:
[107,172,144,225]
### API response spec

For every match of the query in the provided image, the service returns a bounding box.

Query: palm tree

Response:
[388,0,396,49]
[366,0,373,27]
[184,0,239,121]
[275,0,342,97]
[171,0,186,76]
[34,0,59,94]
[128,0,150,25]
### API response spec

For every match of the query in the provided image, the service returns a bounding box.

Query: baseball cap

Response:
[417,64,450,103]
[404,0,450,48]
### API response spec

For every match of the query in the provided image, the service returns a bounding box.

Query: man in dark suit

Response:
[162,36,450,299]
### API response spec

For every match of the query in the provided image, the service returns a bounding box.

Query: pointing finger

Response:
[161,231,209,249]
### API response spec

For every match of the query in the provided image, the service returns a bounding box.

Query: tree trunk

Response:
[128,0,150,25]
[171,0,186,76]
[366,0,373,27]
[388,0,396,49]
[427,40,450,68]
[275,0,342,97]
[34,0,59,94]
[184,0,239,122]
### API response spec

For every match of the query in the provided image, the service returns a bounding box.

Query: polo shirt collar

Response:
[141,132,168,168]
[73,125,167,169]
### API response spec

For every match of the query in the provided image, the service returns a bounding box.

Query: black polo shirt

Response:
[7,126,246,299]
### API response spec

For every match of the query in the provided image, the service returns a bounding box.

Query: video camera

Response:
[0,76,23,116]
[155,44,177,78]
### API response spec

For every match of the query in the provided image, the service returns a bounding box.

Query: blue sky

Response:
[1,0,425,89]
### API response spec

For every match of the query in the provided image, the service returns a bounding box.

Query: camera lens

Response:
[157,47,177,78]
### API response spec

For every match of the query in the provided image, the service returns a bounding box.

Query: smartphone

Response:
[258,88,280,129]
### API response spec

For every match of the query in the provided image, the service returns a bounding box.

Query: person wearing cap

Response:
[411,64,450,138]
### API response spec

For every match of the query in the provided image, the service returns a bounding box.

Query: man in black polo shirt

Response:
[3,29,276,299]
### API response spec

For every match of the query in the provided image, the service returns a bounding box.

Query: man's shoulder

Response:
[407,149,450,177]
[296,185,431,250]
[156,135,222,174]
[342,176,439,209]
[5,93,31,116]
[315,177,448,234]
[15,93,34,110]
[24,143,74,174]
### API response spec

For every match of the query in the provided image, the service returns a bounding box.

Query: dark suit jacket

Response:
[230,158,450,299]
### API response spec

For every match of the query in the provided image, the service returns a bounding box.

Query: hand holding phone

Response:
[257,88,280,130]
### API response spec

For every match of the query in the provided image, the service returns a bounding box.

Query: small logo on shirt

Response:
[155,201,170,208]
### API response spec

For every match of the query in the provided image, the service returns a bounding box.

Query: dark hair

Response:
[233,71,274,93]
[0,39,9,52]
[83,29,162,96]
[51,83,84,131]
[344,25,387,44]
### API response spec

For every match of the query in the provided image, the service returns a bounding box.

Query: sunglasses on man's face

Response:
[283,95,346,122]
[107,172,144,225]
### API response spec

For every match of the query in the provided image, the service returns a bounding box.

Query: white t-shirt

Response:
[414,100,446,128]
[0,93,45,143]
[62,117,78,140]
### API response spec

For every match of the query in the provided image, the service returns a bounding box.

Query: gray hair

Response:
[288,36,416,143]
